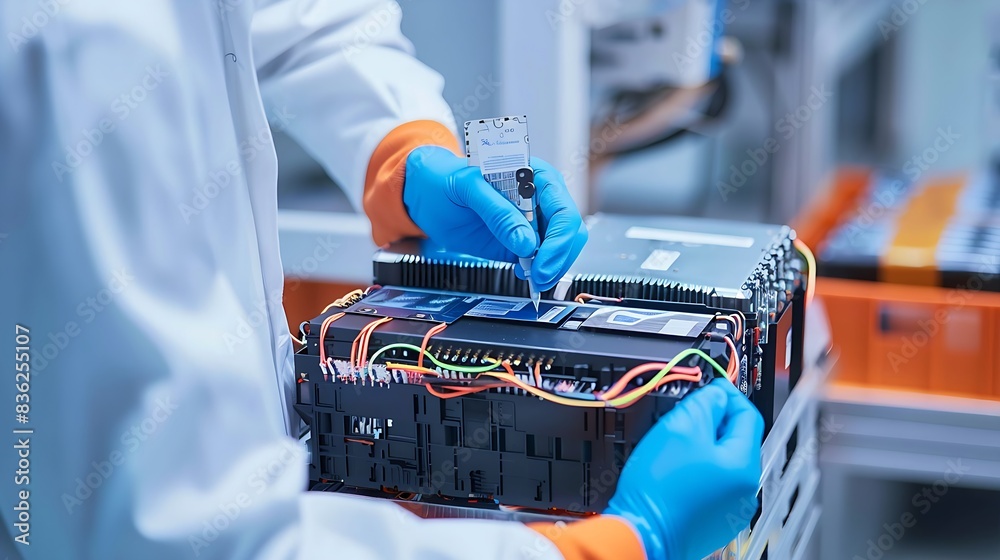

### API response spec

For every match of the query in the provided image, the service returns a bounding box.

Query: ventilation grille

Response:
[374,253,529,297]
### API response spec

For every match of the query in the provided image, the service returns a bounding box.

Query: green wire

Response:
[368,343,730,408]
[367,343,502,373]
[606,348,728,408]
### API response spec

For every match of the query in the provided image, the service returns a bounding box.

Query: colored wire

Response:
[386,362,440,377]
[358,317,393,370]
[573,293,623,304]
[376,346,728,409]
[317,312,346,367]
[418,323,448,368]
[423,382,508,399]
[349,323,369,370]
[723,335,739,383]
[370,343,502,374]
[597,362,703,400]
[717,313,744,343]
[717,314,738,336]
[611,371,704,409]
[605,348,729,408]
[351,317,386,369]
[793,238,816,306]
[322,289,365,313]
[532,363,542,387]
[475,362,607,408]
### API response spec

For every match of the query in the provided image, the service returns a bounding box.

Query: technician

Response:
[0,2,762,559]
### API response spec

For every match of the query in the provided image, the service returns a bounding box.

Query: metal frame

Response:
[819,385,1000,560]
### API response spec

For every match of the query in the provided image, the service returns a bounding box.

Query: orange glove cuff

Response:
[363,120,462,246]
[528,516,646,560]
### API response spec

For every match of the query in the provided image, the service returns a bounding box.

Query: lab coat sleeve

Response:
[250,0,457,212]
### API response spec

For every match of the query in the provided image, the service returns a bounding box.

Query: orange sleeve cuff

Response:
[528,516,646,560]
[363,120,462,247]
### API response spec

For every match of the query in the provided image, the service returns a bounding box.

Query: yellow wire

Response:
[388,361,607,408]
[793,238,816,305]
[391,350,729,409]
[481,367,608,408]
[322,289,364,313]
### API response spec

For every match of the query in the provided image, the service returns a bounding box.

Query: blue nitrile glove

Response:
[403,146,588,291]
[605,378,764,560]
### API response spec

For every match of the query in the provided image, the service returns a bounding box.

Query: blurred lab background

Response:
[275,2,1000,559]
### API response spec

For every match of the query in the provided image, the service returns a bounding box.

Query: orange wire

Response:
[534,362,543,387]
[793,238,816,307]
[490,362,606,408]
[349,324,368,370]
[418,323,448,368]
[350,317,387,369]
[573,293,623,304]
[723,335,739,383]
[359,317,393,369]
[318,312,346,367]
[386,363,440,377]
[423,383,507,399]
[598,362,703,400]
[715,314,745,344]
[612,371,704,408]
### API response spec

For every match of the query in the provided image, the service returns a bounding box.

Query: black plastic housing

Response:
[294,288,738,513]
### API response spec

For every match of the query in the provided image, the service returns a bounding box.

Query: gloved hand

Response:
[605,379,764,560]
[403,146,588,291]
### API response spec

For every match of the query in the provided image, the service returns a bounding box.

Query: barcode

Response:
[484,171,515,182]
[488,179,517,193]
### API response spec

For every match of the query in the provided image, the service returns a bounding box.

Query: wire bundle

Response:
[317,300,744,409]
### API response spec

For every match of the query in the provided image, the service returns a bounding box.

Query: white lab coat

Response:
[0,2,563,558]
